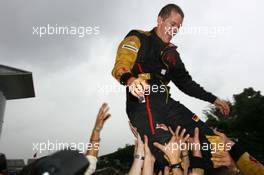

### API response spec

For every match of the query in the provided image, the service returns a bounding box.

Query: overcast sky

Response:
[0,0,263,160]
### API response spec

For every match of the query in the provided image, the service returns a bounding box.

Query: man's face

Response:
[157,11,183,43]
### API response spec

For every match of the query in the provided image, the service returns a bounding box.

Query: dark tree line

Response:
[205,87,264,162]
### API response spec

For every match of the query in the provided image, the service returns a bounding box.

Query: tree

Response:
[205,87,264,162]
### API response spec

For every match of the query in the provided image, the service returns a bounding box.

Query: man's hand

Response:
[214,98,230,116]
[144,135,155,163]
[153,126,190,164]
[129,122,144,157]
[94,103,111,131]
[211,150,235,168]
[188,127,202,157]
[127,77,149,98]
[213,129,235,149]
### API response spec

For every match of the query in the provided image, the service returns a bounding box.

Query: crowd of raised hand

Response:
[1,103,263,175]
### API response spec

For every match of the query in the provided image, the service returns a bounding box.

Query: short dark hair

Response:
[158,4,184,20]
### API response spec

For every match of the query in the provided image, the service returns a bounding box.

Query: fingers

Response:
[212,129,225,138]
[211,151,225,158]
[194,127,199,140]
[168,127,175,136]
[96,103,110,128]
[140,80,149,91]
[128,122,138,138]
[217,100,230,116]
[144,135,151,152]
[131,91,140,98]
[103,114,111,121]
[98,103,110,118]
[130,83,144,97]
[170,126,190,142]
[129,78,149,97]
[217,104,225,115]
[98,103,107,116]
[187,137,194,144]
[183,133,190,142]
[180,128,186,138]
[135,83,144,96]
[222,101,230,115]
[137,134,143,144]
[175,126,181,138]
[131,80,143,96]
[164,166,170,175]
[134,140,138,152]
[153,142,165,152]
[144,135,148,145]
[211,158,230,167]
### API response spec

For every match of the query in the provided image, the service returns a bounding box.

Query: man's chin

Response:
[166,36,172,43]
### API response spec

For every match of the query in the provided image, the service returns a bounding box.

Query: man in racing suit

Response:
[111,4,230,171]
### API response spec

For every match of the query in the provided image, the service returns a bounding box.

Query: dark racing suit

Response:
[112,28,218,171]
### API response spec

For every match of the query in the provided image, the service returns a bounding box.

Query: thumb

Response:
[213,129,222,136]
[194,127,199,139]
[153,142,164,152]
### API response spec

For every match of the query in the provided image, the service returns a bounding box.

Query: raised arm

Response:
[167,51,229,115]
[171,54,217,103]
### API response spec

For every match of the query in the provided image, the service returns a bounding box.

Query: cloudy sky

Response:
[0,0,263,160]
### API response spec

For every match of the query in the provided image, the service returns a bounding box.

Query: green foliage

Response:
[205,87,264,161]
[96,144,134,172]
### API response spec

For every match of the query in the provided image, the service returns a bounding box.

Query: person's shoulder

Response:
[125,29,151,38]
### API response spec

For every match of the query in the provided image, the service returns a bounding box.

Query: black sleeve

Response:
[171,54,217,103]
[229,143,246,162]
[189,156,205,169]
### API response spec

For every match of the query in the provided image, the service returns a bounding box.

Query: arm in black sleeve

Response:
[171,54,217,103]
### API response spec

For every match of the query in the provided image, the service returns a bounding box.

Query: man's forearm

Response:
[128,159,144,175]
[176,80,217,103]
[142,157,155,175]
[86,129,100,157]
[172,57,217,103]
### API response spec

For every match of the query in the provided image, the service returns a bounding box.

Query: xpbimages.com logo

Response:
[32,24,100,38]
[165,25,230,38]
[32,140,99,154]
[163,140,233,154]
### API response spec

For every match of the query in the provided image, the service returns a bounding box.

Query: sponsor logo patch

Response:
[192,115,200,122]
[161,69,166,75]
[122,44,139,53]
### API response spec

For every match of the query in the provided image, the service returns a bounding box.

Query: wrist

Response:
[135,150,144,156]
[127,76,136,86]
[120,72,134,85]
[170,162,183,172]
[144,155,155,162]
[93,127,101,133]
[192,151,202,158]
[90,137,100,142]
[134,154,144,160]
[181,153,189,159]
[170,158,181,164]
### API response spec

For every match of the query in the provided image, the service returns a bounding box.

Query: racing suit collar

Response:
[151,27,177,49]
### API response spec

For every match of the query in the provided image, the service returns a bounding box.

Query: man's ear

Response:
[157,16,163,27]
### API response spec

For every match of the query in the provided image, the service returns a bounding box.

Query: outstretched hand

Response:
[188,127,202,157]
[153,126,190,164]
[214,98,230,116]
[94,103,111,130]
[129,122,144,156]
[127,77,149,98]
